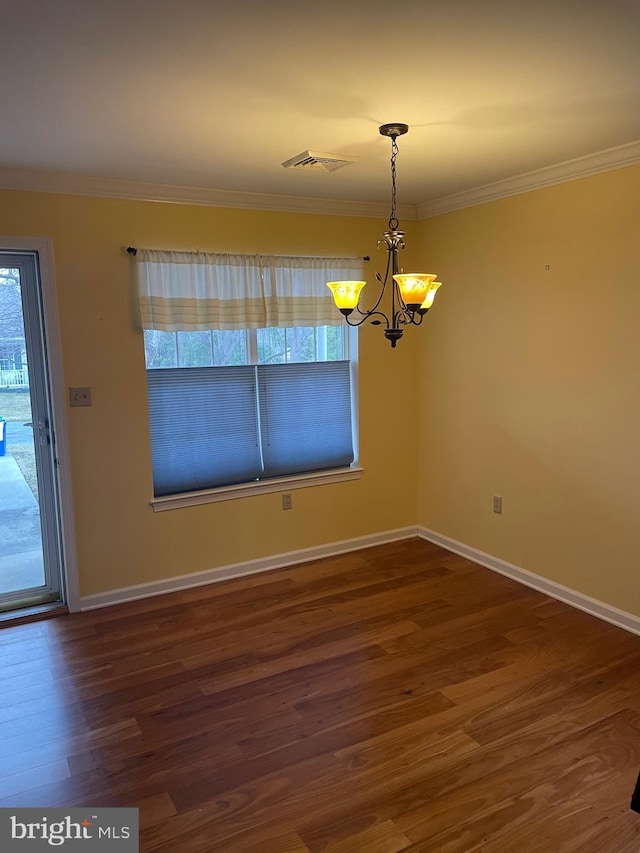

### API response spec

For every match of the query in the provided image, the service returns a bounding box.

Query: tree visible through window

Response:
[144,326,343,368]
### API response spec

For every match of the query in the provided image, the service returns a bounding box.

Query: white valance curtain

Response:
[135,249,363,330]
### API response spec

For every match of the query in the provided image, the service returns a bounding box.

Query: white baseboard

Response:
[418,526,640,637]
[79,526,419,611]
[80,523,640,636]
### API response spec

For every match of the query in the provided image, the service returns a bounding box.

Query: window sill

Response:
[150,466,363,512]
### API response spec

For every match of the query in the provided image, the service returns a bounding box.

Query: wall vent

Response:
[281,150,358,173]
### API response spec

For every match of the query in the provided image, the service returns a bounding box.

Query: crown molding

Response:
[3,138,639,222]
[417,138,640,219]
[0,166,417,221]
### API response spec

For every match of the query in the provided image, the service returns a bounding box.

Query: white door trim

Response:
[0,236,80,611]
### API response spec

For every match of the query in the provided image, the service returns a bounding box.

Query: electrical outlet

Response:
[493,495,503,514]
[69,387,92,407]
[282,493,292,511]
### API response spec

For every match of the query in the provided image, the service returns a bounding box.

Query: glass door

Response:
[0,254,63,611]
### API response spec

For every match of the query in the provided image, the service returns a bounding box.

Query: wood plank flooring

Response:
[1,537,640,851]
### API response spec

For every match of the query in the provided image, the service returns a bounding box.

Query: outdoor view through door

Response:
[0,256,63,612]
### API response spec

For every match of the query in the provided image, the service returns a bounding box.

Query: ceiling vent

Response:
[281,150,358,173]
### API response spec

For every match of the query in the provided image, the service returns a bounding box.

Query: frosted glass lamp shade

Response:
[327,280,366,314]
[420,280,442,311]
[392,273,437,309]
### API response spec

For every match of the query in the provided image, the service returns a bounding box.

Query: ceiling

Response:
[2,0,640,216]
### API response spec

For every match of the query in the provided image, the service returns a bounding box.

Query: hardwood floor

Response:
[1,537,640,851]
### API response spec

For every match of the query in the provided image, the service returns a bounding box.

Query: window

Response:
[135,251,361,503]
[143,326,345,369]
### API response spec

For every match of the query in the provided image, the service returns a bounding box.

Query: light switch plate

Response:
[69,387,92,407]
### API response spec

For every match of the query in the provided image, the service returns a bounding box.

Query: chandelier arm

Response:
[352,276,388,317]
[363,246,393,318]
[364,277,388,317]
[349,264,391,321]
[343,309,391,329]
[394,307,411,327]
[395,307,421,327]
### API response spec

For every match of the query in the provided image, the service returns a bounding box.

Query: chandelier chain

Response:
[389,136,399,231]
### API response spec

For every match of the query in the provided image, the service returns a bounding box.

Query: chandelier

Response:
[327,123,442,348]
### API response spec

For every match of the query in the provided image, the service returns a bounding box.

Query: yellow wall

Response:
[417,164,640,616]
[7,166,637,615]
[0,190,420,596]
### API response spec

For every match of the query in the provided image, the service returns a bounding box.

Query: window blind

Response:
[146,361,354,496]
[147,366,262,496]
[258,361,353,478]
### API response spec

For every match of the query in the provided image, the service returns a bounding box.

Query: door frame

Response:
[0,236,79,612]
